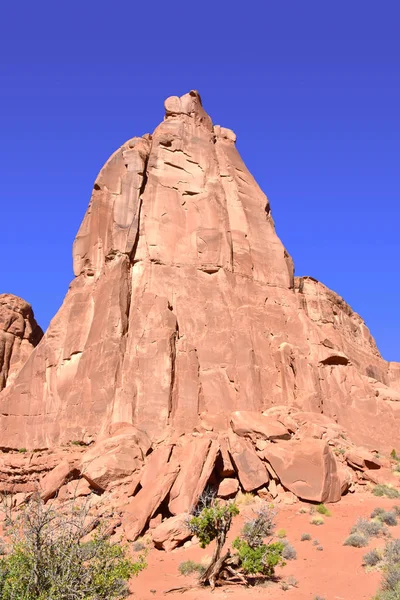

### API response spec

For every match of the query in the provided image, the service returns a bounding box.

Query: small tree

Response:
[0,492,146,599]
[188,496,284,589]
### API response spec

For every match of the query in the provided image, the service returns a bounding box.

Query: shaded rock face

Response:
[0,90,399,455]
[0,294,43,392]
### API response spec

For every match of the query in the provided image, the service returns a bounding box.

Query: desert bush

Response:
[277,528,286,538]
[313,596,326,600]
[236,492,256,506]
[313,539,320,546]
[0,493,145,600]
[316,503,331,517]
[281,540,297,560]
[393,506,400,517]
[241,504,276,548]
[232,537,285,577]
[351,517,386,538]
[384,539,400,564]
[316,545,324,551]
[382,564,400,592]
[344,533,369,548]
[372,507,386,519]
[363,548,382,567]
[301,533,312,541]
[310,515,324,526]
[178,560,205,576]
[373,485,400,499]
[380,511,398,527]
[188,499,285,588]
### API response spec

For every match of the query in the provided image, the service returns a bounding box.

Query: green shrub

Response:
[0,494,145,600]
[178,560,205,576]
[301,533,312,541]
[344,533,369,548]
[232,538,285,577]
[373,485,400,499]
[316,503,331,517]
[189,500,239,549]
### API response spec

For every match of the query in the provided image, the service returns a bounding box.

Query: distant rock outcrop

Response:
[0,294,43,391]
[0,91,399,547]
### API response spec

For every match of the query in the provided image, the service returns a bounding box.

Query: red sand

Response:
[130,492,400,600]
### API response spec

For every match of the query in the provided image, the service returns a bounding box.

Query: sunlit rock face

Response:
[0,90,399,453]
[0,294,43,392]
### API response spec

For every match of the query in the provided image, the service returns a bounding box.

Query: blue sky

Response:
[1,1,399,361]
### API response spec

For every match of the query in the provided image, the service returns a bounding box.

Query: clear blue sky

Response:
[1,1,399,361]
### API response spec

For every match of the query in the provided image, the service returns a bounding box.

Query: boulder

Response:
[217,478,239,498]
[168,438,219,515]
[40,461,79,502]
[230,411,290,443]
[228,435,269,492]
[345,448,382,471]
[152,513,191,551]
[81,433,144,491]
[123,462,180,541]
[262,439,341,503]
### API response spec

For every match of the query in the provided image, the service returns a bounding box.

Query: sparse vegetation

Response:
[236,492,256,506]
[344,533,369,548]
[281,540,297,560]
[379,511,398,527]
[310,515,325,526]
[187,497,285,588]
[316,545,324,551]
[313,539,320,546]
[0,493,146,599]
[316,503,331,517]
[301,533,312,541]
[351,517,387,538]
[363,548,382,567]
[178,560,205,576]
[281,576,298,591]
[277,528,287,539]
[18,448,27,453]
[373,485,400,499]
[368,538,400,599]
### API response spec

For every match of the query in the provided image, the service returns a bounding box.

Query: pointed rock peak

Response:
[164,90,213,130]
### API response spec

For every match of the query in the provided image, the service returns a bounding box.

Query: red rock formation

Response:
[0,294,43,392]
[0,91,399,546]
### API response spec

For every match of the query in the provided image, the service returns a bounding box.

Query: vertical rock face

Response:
[0,90,399,453]
[0,294,43,391]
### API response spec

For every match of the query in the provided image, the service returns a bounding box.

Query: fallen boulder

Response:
[40,461,79,502]
[81,432,145,491]
[262,439,341,502]
[217,478,239,498]
[228,434,269,492]
[230,411,290,443]
[152,513,191,551]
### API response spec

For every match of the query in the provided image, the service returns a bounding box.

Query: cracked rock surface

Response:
[0,90,399,452]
